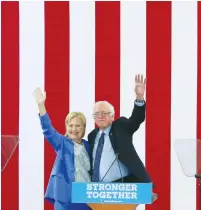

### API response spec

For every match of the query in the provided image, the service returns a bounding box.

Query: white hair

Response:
[94,101,115,116]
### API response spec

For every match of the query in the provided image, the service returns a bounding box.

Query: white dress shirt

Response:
[92,125,129,182]
[73,141,91,182]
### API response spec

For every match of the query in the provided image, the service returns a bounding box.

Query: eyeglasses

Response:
[92,112,111,118]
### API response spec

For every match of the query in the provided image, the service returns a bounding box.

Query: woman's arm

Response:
[38,101,47,116]
[39,111,62,151]
[34,88,62,151]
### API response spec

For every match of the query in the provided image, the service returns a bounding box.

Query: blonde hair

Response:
[65,112,86,137]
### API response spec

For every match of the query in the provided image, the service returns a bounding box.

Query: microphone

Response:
[116,154,124,183]
[100,152,124,183]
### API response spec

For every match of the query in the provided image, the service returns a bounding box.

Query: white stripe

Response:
[171,2,197,210]
[120,0,146,162]
[19,2,44,210]
[120,3,146,209]
[69,1,95,138]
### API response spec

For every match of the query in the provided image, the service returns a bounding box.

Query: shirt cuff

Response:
[135,100,145,106]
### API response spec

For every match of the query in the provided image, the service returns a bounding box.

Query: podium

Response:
[72,182,152,210]
[1,135,19,172]
[174,139,201,208]
[87,203,137,210]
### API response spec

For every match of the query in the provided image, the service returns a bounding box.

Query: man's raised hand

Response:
[134,74,146,100]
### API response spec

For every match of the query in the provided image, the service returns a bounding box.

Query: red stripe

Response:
[95,1,120,119]
[197,2,201,210]
[1,2,19,210]
[44,2,69,210]
[146,2,171,210]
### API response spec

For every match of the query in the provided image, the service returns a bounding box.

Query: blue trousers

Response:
[54,201,91,210]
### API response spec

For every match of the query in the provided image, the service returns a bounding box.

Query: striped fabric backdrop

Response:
[1,1,201,210]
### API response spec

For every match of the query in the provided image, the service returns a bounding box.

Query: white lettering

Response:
[125,192,130,199]
[131,184,137,191]
[111,184,118,191]
[86,191,93,198]
[93,192,99,198]
[92,184,99,190]
[118,192,125,199]
[106,192,112,199]
[99,184,104,191]
[87,184,92,191]
[87,191,138,200]
[131,192,137,199]
[105,184,111,190]
[99,192,106,198]
[112,192,118,198]
[119,184,125,191]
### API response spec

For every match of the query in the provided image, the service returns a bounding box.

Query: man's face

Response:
[93,103,114,130]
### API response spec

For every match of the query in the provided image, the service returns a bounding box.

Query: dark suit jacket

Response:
[88,102,152,183]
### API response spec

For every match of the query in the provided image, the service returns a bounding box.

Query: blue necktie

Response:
[92,132,105,182]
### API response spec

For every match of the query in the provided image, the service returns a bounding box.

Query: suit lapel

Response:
[90,128,99,153]
[109,125,118,154]
[89,128,99,172]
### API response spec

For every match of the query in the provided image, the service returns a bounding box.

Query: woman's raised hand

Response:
[33,87,46,105]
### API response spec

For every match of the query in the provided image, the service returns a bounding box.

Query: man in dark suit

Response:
[88,74,157,202]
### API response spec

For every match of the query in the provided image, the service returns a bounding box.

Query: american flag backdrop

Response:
[1,1,201,210]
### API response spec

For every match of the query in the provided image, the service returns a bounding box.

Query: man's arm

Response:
[126,74,146,134]
[127,100,146,134]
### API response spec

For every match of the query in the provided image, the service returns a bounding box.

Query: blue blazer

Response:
[39,113,90,204]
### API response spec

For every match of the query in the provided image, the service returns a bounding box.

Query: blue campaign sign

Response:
[71,182,152,204]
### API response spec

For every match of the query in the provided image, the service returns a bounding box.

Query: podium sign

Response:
[72,182,152,204]
[1,135,19,171]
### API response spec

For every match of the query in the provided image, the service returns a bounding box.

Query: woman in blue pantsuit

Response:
[33,88,92,210]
